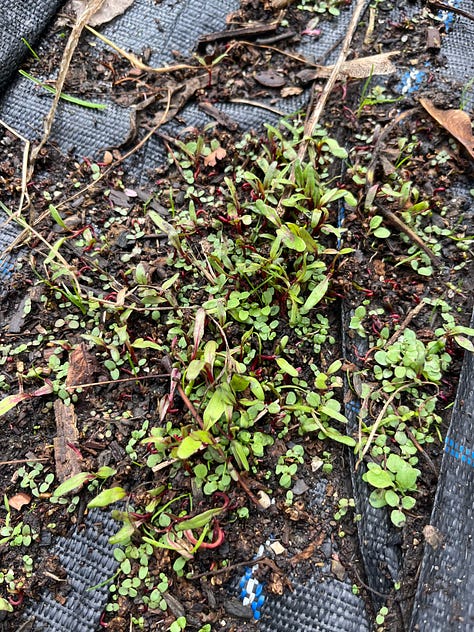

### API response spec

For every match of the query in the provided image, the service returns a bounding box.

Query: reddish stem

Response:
[184,522,225,549]
[8,592,24,607]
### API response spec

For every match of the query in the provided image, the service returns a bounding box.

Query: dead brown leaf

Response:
[152,73,213,127]
[281,85,303,98]
[204,147,227,167]
[68,0,135,26]
[420,98,474,160]
[8,492,32,510]
[331,556,347,581]
[66,343,96,387]
[314,51,399,80]
[289,541,317,565]
[373,258,386,277]
[54,400,82,483]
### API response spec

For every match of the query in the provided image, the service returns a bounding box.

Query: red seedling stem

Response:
[184,522,225,549]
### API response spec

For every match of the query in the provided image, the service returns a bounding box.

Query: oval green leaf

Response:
[87,487,127,508]
[176,435,203,460]
[300,277,329,314]
[276,357,299,377]
[53,471,91,497]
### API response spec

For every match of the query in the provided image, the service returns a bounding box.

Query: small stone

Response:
[254,70,286,88]
[257,490,271,509]
[320,539,332,559]
[423,525,444,549]
[426,27,441,50]
[311,456,324,472]
[224,599,253,619]
[331,557,346,581]
[270,541,286,555]
[292,479,309,495]
[103,150,114,164]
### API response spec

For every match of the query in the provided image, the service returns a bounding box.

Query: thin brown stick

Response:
[386,299,427,347]
[187,556,266,580]
[85,25,197,73]
[239,40,320,67]
[376,206,441,266]
[405,427,438,476]
[176,382,204,430]
[365,109,416,187]
[65,373,171,392]
[197,22,280,45]
[0,458,48,467]
[0,119,31,217]
[229,98,286,116]
[357,383,412,466]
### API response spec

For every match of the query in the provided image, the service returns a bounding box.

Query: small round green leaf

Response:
[390,509,406,527]
[373,226,391,239]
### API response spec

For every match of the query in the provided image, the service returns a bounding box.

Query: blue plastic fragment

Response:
[399,69,426,95]
[0,258,14,278]
[437,0,460,31]
[238,561,266,619]
[346,400,361,414]
[444,435,473,466]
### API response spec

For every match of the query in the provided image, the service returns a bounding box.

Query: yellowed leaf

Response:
[420,98,474,160]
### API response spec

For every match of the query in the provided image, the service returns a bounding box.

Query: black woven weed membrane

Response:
[0,1,473,631]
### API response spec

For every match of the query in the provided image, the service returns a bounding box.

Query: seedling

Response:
[276,445,305,488]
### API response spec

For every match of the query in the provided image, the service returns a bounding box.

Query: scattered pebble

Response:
[331,557,346,581]
[270,541,286,555]
[257,490,271,509]
[292,479,309,495]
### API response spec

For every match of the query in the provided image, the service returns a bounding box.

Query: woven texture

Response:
[0,0,65,92]
[24,509,118,632]
[260,572,371,632]
[0,218,20,287]
[410,308,474,631]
